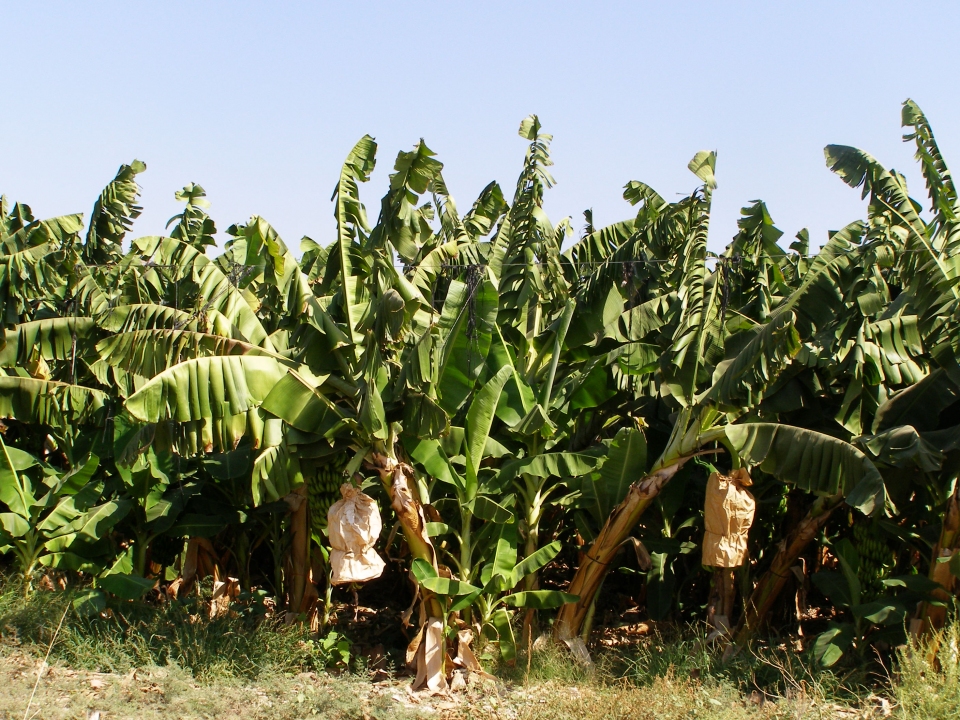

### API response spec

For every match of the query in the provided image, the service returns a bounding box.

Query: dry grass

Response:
[0,646,896,720]
[0,649,423,720]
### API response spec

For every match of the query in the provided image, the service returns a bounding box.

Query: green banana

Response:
[852,520,894,602]
[307,458,349,535]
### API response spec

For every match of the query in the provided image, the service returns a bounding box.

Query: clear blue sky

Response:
[3,2,958,254]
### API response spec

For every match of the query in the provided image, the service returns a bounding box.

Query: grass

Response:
[0,578,349,680]
[616,622,875,703]
[0,654,422,720]
[894,622,960,719]
[492,639,846,720]
[494,622,873,704]
[2,577,960,719]
[485,619,960,719]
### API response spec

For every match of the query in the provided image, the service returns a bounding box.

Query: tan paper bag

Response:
[328,483,386,584]
[702,468,755,568]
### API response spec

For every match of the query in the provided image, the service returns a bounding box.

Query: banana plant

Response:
[554,152,889,643]
[410,528,576,664]
[860,371,960,636]
[0,437,128,591]
[809,537,939,667]
[407,365,514,584]
[823,99,960,639]
[111,440,224,578]
[468,119,616,641]
[111,136,464,625]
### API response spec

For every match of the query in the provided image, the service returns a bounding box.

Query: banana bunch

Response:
[308,462,345,535]
[853,521,894,601]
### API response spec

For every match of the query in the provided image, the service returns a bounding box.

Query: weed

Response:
[893,623,960,719]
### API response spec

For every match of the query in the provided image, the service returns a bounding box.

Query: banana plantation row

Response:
[1,101,959,680]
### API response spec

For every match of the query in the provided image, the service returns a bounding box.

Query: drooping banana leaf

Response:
[0,376,107,426]
[0,318,97,366]
[872,368,959,433]
[321,135,377,344]
[573,427,647,540]
[124,356,288,424]
[133,236,275,350]
[98,329,288,379]
[725,423,885,514]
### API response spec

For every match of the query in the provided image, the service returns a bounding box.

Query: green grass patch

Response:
[0,577,350,680]
[894,622,960,719]
[4,577,960,719]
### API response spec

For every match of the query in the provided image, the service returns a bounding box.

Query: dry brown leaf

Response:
[209,576,240,619]
[412,617,448,692]
[452,628,494,682]
[449,670,467,692]
[405,627,423,670]
[166,577,183,600]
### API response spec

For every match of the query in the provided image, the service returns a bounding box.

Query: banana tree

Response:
[554,152,889,643]
[823,99,960,637]
[472,118,616,641]
[111,137,480,628]
[7,98,959,675]
[410,533,576,667]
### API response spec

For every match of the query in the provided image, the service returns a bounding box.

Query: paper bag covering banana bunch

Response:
[328,483,386,584]
[702,468,755,638]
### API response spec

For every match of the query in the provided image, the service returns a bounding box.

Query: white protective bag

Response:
[328,483,386,584]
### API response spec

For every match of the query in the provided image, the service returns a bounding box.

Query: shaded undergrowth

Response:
[3,579,960,719]
[495,619,960,719]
